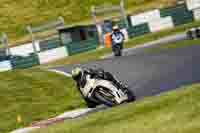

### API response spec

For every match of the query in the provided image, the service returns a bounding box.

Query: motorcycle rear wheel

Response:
[126,89,136,102]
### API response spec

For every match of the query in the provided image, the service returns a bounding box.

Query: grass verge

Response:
[146,39,200,52]
[0,0,176,43]
[0,68,84,133]
[32,83,200,133]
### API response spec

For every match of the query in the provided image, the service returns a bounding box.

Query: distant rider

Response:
[111,25,125,52]
[71,67,128,107]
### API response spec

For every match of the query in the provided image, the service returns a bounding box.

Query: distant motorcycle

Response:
[111,26,124,57]
[80,75,135,107]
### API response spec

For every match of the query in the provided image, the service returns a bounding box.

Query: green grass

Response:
[42,20,200,67]
[0,0,177,44]
[146,39,200,52]
[32,83,200,133]
[0,68,85,133]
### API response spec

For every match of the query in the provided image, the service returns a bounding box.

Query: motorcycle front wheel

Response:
[84,98,100,108]
[113,46,122,56]
[94,87,117,107]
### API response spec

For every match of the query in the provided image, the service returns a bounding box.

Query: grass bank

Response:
[32,83,200,133]
[146,38,200,52]
[0,68,85,133]
[0,0,177,44]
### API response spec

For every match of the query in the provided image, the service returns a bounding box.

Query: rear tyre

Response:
[126,89,136,102]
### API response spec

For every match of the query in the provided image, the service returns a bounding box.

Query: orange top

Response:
[104,33,112,47]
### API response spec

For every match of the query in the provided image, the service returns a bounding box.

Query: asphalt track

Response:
[50,44,200,99]
[102,32,187,58]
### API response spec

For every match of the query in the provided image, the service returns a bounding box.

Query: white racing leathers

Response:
[111,31,124,45]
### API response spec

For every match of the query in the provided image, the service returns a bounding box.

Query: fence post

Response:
[27,26,38,54]
[91,6,104,44]
[120,0,129,29]
[58,16,65,26]
[1,33,11,56]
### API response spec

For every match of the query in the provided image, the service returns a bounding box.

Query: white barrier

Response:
[38,46,68,64]
[60,32,72,44]
[186,0,200,10]
[10,41,40,56]
[0,60,12,72]
[130,9,161,26]
[149,17,174,32]
[193,8,200,20]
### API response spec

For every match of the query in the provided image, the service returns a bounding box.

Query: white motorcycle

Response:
[80,75,135,107]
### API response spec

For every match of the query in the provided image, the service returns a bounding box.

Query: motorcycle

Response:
[80,74,135,107]
[111,31,124,57]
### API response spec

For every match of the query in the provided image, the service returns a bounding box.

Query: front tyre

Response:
[118,48,122,56]
[84,98,100,108]
[86,102,98,108]
[113,47,121,56]
[94,88,116,107]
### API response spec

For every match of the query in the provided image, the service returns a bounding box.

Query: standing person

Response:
[111,25,125,56]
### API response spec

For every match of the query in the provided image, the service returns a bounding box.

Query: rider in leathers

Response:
[71,67,128,108]
[111,25,125,52]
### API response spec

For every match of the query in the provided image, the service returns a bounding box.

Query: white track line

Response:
[56,105,107,119]
[10,106,106,133]
[48,69,72,77]
[10,127,40,133]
